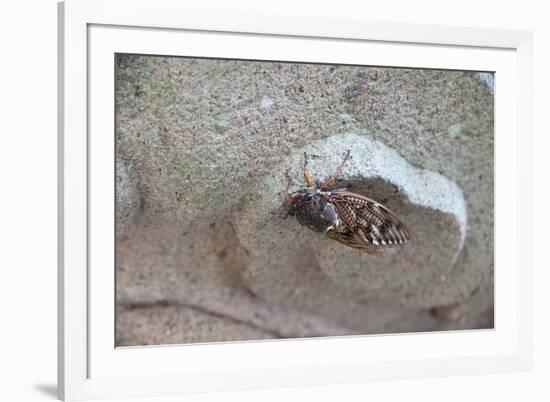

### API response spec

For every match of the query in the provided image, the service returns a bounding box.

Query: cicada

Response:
[281,150,410,255]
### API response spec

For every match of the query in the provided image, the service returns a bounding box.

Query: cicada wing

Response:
[325,228,386,256]
[325,189,410,249]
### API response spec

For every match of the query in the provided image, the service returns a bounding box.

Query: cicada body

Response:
[281,151,410,255]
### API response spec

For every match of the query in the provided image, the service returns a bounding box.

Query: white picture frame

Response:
[58,0,533,400]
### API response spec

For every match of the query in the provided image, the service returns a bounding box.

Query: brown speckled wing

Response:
[325,189,410,250]
[325,227,385,255]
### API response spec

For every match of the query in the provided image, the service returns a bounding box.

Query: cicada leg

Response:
[320,149,351,189]
[281,168,293,199]
[278,170,299,218]
[303,152,314,188]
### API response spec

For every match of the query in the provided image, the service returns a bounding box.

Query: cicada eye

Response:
[303,193,313,202]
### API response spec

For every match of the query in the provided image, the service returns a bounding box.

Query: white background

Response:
[0,0,547,401]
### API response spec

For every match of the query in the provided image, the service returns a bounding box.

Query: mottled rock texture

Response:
[115,55,494,346]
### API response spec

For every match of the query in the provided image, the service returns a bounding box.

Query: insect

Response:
[281,150,410,255]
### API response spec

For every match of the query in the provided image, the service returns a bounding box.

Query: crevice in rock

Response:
[118,299,284,341]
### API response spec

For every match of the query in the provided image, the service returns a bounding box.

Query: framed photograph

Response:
[58,0,533,400]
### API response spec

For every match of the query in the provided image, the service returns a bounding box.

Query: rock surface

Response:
[115,55,494,345]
